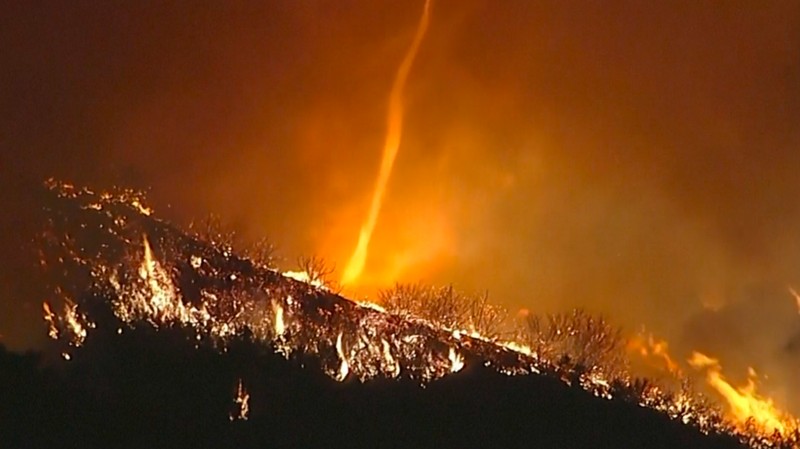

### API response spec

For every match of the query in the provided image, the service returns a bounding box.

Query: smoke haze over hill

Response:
[2,0,800,412]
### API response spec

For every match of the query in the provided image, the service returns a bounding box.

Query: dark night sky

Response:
[2,0,800,408]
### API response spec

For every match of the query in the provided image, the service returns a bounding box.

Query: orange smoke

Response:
[341,0,432,285]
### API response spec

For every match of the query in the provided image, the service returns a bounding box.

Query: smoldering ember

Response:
[0,179,794,448]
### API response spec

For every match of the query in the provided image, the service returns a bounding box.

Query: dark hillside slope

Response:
[0,181,755,449]
[1,335,744,449]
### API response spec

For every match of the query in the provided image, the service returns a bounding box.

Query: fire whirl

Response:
[341,0,432,286]
[40,180,800,449]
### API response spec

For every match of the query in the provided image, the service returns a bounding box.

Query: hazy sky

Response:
[2,0,800,407]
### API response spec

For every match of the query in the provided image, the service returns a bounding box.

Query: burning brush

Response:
[38,180,800,449]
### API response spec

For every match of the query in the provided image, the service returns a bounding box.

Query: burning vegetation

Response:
[37,180,800,448]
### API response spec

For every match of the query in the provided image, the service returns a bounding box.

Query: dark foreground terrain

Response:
[0,182,754,449]
[1,329,745,449]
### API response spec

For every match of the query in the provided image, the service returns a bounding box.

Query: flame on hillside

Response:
[627,333,682,377]
[39,180,800,449]
[283,270,326,290]
[688,352,798,438]
[42,302,58,340]
[626,331,800,441]
[230,379,250,421]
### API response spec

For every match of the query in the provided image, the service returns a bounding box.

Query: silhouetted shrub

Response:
[523,309,627,378]
[378,283,508,339]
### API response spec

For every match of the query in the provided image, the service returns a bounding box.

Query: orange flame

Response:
[627,333,681,376]
[335,332,350,381]
[789,286,800,315]
[341,0,432,285]
[43,302,59,340]
[273,302,285,338]
[44,181,800,447]
[448,347,465,373]
[230,379,250,421]
[283,270,326,290]
[688,351,796,437]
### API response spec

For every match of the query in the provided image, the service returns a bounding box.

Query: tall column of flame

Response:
[341,0,432,285]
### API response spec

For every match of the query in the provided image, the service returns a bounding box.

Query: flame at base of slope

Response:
[39,180,800,449]
[627,331,800,441]
[689,352,798,438]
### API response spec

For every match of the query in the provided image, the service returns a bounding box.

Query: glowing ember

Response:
[42,302,58,340]
[43,298,95,359]
[230,379,250,421]
[130,199,152,216]
[341,0,432,285]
